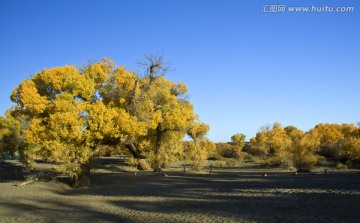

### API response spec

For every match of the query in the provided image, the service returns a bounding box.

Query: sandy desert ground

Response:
[1,158,360,223]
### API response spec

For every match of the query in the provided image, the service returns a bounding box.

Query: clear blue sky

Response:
[1,0,359,142]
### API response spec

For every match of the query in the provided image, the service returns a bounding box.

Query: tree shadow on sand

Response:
[0,160,26,182]
[0,197,132,223]
[2,157,360,222]
[51,170,360,223]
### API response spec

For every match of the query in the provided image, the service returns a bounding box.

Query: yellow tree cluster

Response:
[9,57,209,187]
[309,123,360,164]
[186,122,215,167]
[0,111,20,159]
[228,133,246,160]
[250,122,360,171]
[250,123,292,167]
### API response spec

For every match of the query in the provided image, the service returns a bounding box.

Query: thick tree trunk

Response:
[73,162,91,188]
[125,143,146,159]
[124,143,151,170]
[154,125,162,172]
[17,146,34,170]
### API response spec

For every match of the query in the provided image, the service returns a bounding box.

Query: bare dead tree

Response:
[137,53,173,81]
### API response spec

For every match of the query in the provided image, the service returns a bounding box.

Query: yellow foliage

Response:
[10,56,208,180]
[345,137,360,163]
[251,123,320,170]
[11,80,49,114]
[250,122,291,160]
[113,67,138,92]
[83,61,111,84]
[310,123,345,145]
[188,122,210,142]
[33,66,96,101]
[0,114,21,156]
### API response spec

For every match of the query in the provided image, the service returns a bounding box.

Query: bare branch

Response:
[137,53,173,79]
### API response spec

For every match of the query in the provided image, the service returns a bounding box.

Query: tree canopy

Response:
[9,57,210,187]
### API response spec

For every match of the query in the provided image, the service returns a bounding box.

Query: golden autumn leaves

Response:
[250,122,360,171]
[9,57,210,185]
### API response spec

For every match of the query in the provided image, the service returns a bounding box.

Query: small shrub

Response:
[250,155,264,163]
[226,158,240,167]
[291,154,318,172]
[336,162,348,170]
[191,160,207,171]
[208,154,224,161]
[216,143,242,159]
[215,160,226,167]
[262,156,282,167]
[126,157,139,167]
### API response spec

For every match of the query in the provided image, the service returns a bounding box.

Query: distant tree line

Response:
[213,123,360,171]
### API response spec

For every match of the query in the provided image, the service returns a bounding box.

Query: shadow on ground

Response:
[0,160,26,182]
[56,168,360,222]
[1,157,360,223]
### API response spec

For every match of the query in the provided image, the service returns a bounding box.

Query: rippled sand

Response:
[1,160,360,223]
